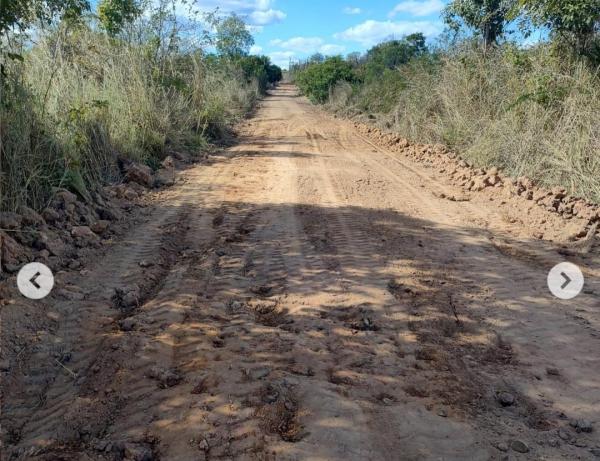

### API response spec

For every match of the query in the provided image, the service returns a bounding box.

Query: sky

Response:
[188,0,450,68]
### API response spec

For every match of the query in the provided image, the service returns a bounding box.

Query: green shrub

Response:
[237,55,283,94]
[332,43,600,202]
[1,23,262,211]
[295,56,354,103]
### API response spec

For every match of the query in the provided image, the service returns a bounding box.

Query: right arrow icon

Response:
[548,262,584,300]
[560,272,571,290]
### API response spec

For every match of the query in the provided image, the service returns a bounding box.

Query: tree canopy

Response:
[214,13,254,58]
[444,0,517,48]
[97,0,140,36]
[521,0,600,55]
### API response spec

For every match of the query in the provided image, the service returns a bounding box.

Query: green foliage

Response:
[444,0,517,47]
[237,55,282,93]
[367,34,427,68]
[295,56,354,103]
[97,0,140,36]
[360,33,428,81]
[330,43,600,202]
[0,0,89,36]
[521,0,600,56]
[214,13,254,58]
[1,14,262,211]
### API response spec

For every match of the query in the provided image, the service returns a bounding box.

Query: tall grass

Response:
[330,44,600,202]
[0,25,260,212]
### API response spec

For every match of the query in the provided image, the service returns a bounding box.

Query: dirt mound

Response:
[352,121,599,243]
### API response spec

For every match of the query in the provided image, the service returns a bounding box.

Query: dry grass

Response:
[0,26,259,212]
[330,44,600,203]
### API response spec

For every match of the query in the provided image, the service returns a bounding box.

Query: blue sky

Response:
[192,1,450,67]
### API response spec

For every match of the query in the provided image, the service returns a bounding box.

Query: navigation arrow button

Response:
[17,263,54,300]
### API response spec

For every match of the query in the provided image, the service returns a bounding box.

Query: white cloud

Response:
[250,44,263,54]
[182,0,286,26]
[247,24,265,34]
[335,20,442,46]
[250,8,286,25]
[270,36,324,51]
[388,0,445,18]
[343,7,362,15]
[270,36,346,56]
[319,44,346,55]
[269,50,295,68]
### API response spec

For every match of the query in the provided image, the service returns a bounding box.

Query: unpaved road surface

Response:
[2,84,600,460]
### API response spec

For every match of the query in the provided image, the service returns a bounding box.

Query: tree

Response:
[266,63,283,83]
[309,52,325,63]
[295,56,354,103]
[521,0,600,56]
[237,55,282,93]
[214,13,254,58]
[1,0,89,37]
[444,0,516,49]
[346,51,363,66]
[366,33,428,69]
[97,0,140,36]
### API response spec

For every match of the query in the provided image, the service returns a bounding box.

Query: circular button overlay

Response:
[547,262,584,300]
[17,262,55,300]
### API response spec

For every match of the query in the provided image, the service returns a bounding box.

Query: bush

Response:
[295,56,354,103]
[331,43,600,202]
[237,55,282,94]
[0,24,262,211]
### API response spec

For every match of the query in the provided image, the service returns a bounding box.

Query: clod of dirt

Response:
[198,439,209,451]
[404,383,430,398]
[253,302,288,327]
[226,299,244,314]
[71,225,100,247]
[98,205,122,222]
[376,392,396,405]
[546,367,561,376]
[496,391,516,407]
[289,364,314,377]
[415,347,440,362]
[0,359,10,372]
[113,286,141,309]
[123,442,155,461]
[119,318,136,332]
[510,439,530,453]
[91,220,110,235]
[570,419,593,433]
[148,366,182,388]
[42,207,60,223]
[558,428,572,441]
[250,284,274,297]
[212,337,225,348]
[257,385,304,442]
[125,163,153,188]
[328,369,357,386]
[0,212,24,230]
[1,231,31,272]
[493,441,509,452]
[154,168,175,187]
[350,316,379,331]
[212,211,224,227]
[190,375,218,394]
[249,367,271,380]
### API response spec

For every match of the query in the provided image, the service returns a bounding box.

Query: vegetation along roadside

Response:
[291,0,600,204]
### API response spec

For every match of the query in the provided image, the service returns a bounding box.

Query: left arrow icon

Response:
[17,263,54,299]
[29,271,42,289]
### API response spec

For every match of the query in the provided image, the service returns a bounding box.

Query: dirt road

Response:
[3,84,599,460]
